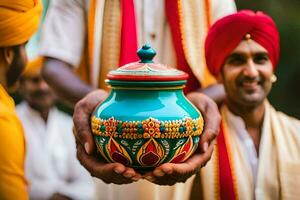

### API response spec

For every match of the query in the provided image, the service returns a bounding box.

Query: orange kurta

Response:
[0,85,28,200]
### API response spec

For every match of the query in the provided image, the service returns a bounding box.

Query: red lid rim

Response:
[107,73,189,81]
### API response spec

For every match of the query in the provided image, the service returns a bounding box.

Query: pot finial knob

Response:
[137,43,156,63]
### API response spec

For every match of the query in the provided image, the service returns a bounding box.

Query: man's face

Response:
[20,74,56,111]
[220,40,273,108]
[6,44,28,88]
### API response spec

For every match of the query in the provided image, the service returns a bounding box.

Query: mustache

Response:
[236,75,264,85]
[31,90,52,98]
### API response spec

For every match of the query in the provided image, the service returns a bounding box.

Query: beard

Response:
[6,46,27,88]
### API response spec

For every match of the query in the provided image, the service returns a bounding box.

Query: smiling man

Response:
[180,10,300,200]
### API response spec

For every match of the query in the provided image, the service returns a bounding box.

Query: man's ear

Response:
[2,47,14,66]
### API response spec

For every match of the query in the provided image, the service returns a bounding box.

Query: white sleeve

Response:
[23,112,63,200]
[57,160,96,200]
[211,0,237,23]
[25,155,57,200]
[39,0,86,68]
[28,180,64,200]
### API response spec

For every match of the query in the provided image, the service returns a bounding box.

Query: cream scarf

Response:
[188,101,300,200]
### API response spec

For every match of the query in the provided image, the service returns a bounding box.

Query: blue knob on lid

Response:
[137,44,156,63]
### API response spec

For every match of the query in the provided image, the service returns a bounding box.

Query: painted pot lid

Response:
[107,44,188,81]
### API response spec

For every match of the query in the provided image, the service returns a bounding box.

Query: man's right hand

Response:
[73,90,142,184]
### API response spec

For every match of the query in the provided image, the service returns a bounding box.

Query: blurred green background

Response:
[236,0,300,118]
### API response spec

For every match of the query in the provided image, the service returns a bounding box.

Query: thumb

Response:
[73,90,108,154]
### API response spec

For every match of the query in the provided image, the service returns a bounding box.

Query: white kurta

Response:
[39,0,236,87]
[16,102,95,200]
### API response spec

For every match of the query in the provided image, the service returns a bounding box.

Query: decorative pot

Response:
[91,44,204,170]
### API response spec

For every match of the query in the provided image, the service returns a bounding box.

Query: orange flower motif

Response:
[104,117,118,133]
[185,118,193,133]
[142,118,161,138]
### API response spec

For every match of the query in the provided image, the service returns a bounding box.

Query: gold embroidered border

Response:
[91,116,204,139]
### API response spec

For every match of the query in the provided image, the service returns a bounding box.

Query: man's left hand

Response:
[144,92,220,185]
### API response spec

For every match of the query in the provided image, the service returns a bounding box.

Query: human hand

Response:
[143,143,214,185]
[143,92,220,185]
[73,90,142,184]
[186,92,221,154]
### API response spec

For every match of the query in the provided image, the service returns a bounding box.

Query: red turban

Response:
[205,10,280,77]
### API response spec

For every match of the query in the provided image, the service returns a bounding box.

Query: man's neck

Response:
[227,101,265,154]
[39,110,49,123]
[28,103,50,123]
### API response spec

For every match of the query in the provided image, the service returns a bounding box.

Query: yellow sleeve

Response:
[0,112,28,200]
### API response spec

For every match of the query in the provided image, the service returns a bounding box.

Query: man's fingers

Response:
[145,143,214,185]
[76,143,128,183]
[186,92,220,152]
[201,103,220,140]
[73,90,143,184]
[76,143,121,174]
[199,98,220,152]
[76,143,141,183]
[199,125,218,153]
[122,167,140,180]
[73,90,108,154]
[199,118,219,153]
[147,163,173,179]
[186,142,214,168]
[171,143,214,175]
[73,101,94,154]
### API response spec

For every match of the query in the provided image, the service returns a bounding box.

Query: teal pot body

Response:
[91,81,204,170]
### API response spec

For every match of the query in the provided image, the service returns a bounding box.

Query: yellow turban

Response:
[22,56,43,77]
[0,0,42,47]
